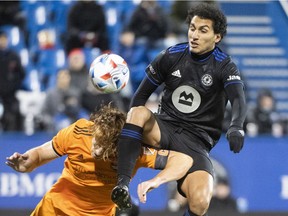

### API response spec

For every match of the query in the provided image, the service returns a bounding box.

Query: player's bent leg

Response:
[127,106,161,148]
[113,106,160,210]
[111,185,132,210]
[181,171,213,216]
[126,106,153,127]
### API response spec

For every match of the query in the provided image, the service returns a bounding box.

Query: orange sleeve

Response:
[52,121,77,156]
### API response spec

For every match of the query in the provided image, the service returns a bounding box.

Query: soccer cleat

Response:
[111,185,132,210]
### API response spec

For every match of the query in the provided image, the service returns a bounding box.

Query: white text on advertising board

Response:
[0,173,61,197]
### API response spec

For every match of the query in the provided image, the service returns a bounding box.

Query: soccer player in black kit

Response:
[111,3,247,216]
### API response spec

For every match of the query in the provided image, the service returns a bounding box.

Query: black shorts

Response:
[154,113,215,197]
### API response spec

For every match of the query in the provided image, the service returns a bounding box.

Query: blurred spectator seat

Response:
[16,90,46,135]
[83,47,101,68]
[102,1,136,51]
[19,48,30,68]
[29,28,66,90]
[0,25,25,50]
[21,65,41,92]
[21,1,52,49]
[21,1,50,31]
[37,48,66,90]
[118,0,170,92]
[48,0,75,36]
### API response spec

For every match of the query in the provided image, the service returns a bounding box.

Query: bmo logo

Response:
[0,172,60,197]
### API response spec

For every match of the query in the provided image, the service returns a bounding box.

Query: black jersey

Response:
[145,42,244,148]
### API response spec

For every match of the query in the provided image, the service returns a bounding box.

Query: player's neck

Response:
[190,48,215,61]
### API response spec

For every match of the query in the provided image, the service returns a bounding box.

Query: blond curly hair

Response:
[89,104,126,161]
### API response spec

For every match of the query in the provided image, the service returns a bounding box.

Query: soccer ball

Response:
[89,53,130,93]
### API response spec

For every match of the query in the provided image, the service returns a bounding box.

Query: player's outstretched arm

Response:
[225,84,247,153]
[137,151,192,203]
[5,141,59,173]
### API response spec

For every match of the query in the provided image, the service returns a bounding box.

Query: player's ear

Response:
[215,33,221,43]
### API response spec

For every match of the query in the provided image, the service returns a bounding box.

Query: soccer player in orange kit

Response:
[6,104,192,216]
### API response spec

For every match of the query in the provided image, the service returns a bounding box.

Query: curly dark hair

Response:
[186,3,227,41]
[89,104,126,161]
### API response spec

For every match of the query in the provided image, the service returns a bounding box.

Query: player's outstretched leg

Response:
[111,185,132,210]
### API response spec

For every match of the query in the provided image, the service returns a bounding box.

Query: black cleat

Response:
[111,185,132,210]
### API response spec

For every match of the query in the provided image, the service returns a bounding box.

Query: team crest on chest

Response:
[201,74,213,86]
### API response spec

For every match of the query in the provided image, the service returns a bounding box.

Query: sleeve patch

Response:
[142,147,156,155]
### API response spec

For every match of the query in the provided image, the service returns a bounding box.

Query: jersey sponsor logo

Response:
[171,69,181,78]
[172,85,201,113]
[227,75,241,81]
[201,74,213,86]
[94,171,117,184]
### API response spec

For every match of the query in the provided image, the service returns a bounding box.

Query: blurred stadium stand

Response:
[221,1,288,118]
[0,1,287,117]
[0,25,26,50]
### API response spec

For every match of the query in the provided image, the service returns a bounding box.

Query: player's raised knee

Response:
[127,106,151,123]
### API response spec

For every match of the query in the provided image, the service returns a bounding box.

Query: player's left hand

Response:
[226,126,245,153]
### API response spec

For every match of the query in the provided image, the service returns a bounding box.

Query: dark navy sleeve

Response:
[225,84,247,128]
[130,76,158,108]
[221,59,247,128]
[145,49,169,85]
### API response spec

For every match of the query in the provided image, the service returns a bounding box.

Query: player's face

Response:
[91,138,103,159]
[188,16,221,55]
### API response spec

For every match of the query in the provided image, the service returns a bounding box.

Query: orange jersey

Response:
[31,119,160,216]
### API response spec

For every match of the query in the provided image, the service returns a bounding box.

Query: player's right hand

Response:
[137,178,160,203]
[5,152,29,172]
